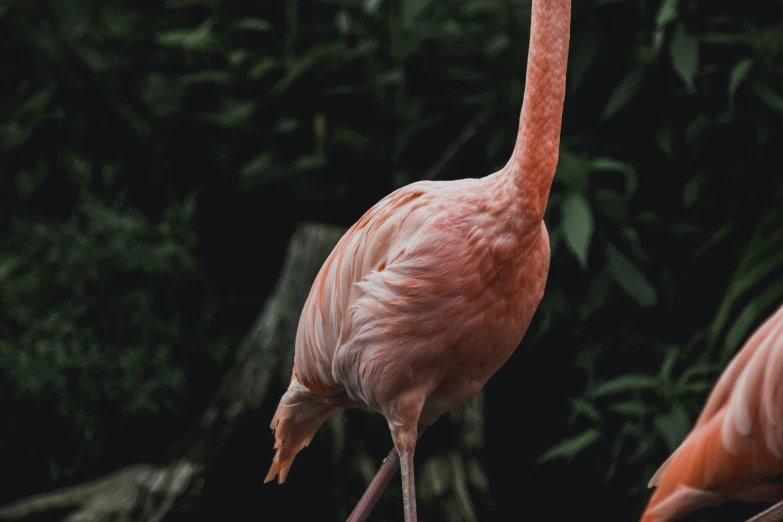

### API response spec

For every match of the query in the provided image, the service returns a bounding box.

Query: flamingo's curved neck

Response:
[505,0,570,227]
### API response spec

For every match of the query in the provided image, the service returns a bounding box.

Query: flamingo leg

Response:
[746,499,783,522]
[346,447,400,522]
[346,428,425,522]
[390,394,423,522]
[400,448,417,522]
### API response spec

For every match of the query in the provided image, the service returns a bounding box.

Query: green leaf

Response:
[157,19,217,52]
[238,153,278,191]
[677,361,717,388]
[732,254,783,304]
[742,220,783,267]
[204,99,256,127]
[333,127,371,149]
[608,400,649,417]
[555,150,591,192]
[605,425,631,481]
[117,105,153,138]
[537,428,601,464]
[601,68,645,120]
[377,68,404,87]
[569,398,603,424]
[276,118,299,134]
[293,154,326,172]
[593,190,626,223]
[655,0,679,30]
[364,0,384,14]
[678,380,714,394]
[722,283,783,360]
[593,374,659,398]
[677,357,718,395]
[0,122,33,152]
[15,86,56,119]
[101,7,140,37]
[652,0,678,57]
[659,349,679,381]
[0,256,23,282]
[669,22,699,93]
[228,49,250,67]
[234,18,272,32]
[179,70,232,86]
[753,84,783,115]
[684,113,709,147]
[683,175,704,207]
[561,192,594,269]
[728,59,753,102]
[485,34,509,56]
[606,243,658,307]
[579,271,610,322]
[723,305,763,359]
[335,10,352,35]
[655,404,691,452]
[692,224,733,261]
[403,0,433,27]
[240,152,273,180]
[249,58,277,80]
[269,44,344,98]
[709,217,783,351]
[628,434,656,464]
[590,157,638,198]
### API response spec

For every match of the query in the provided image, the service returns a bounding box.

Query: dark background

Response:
[1,0,782,520]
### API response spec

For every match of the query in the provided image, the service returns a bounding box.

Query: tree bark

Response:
[0,222,344,522]
[0,221,490,522]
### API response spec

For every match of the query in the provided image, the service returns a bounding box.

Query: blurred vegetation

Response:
[1,0,782,520]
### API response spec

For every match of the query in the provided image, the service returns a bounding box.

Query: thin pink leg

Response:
[345,428,425,522]
[346,447,400,522]
[746,500,783,522]
[399,449,417,522]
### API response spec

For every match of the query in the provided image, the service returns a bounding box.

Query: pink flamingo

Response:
[264,1,571,520]
[641,302,783,522]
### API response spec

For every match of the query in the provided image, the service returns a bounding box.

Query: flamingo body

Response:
[642,303,783,522]
[265,175,550,483]
[265,1,570,519]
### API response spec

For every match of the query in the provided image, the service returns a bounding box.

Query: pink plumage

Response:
[642,303,783,522]
[265,1,571,520]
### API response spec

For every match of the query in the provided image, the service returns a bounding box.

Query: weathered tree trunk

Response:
[0,222,490,522]
[0,222,344,522]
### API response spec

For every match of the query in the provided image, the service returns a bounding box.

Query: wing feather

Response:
[642,303,783,522]
[292,181,443,394]
[650,303,783,486]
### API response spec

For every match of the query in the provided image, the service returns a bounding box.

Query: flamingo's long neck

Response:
[505,0,570,227]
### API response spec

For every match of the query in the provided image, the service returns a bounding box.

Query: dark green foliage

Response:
[1,0,782,520]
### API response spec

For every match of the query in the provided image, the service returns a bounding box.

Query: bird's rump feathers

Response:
[642,303,783,522]
[294,180,444,399]
[264,375,342,484]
